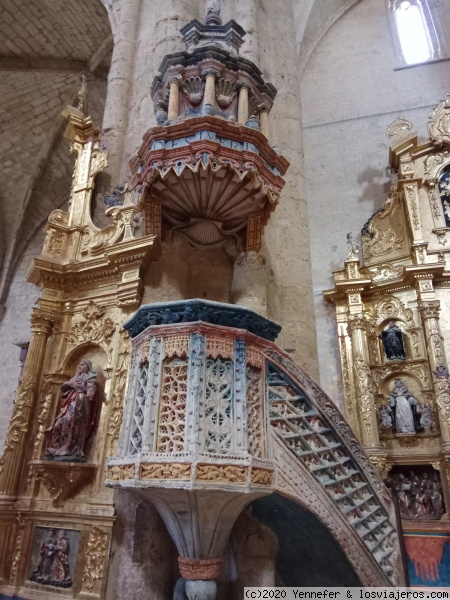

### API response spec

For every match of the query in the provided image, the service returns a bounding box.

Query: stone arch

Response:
[247,493,362,586]
[297,0,360,75]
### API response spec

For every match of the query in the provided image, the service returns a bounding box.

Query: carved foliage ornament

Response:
[140,463,191,480]
[31,463,96,506]
[66,301,115,350]
[369,456,391,481]
[32,377,58,461]
[4,376,35,452]
[107,464,135,480]
[196,464,247,483]
[82,527,109,592]
[10,514,25,583]
[428,94,450,147]
[369,264,404,284]
[418,300,441,320]
[362,191,404,260]
[353,355,376,433]
[386,117,413,140]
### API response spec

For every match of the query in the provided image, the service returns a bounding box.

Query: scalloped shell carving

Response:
[177,219,225,246]
[182,76,205,106]
[216,79,236,109]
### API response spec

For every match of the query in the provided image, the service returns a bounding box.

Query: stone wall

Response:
[301,0,450,407]
[0,228,44,450]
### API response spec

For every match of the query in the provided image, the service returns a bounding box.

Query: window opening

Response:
[395,1,432,64]
[389,0,442,68]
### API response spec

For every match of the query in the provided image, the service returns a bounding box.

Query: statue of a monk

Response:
[44,359,98,462]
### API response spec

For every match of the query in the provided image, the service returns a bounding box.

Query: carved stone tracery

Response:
[157,357,188,453]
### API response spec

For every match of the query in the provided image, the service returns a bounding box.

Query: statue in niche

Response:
[386,379,422,434]
[30,529,57,585]
[44,359,99,462]
[30,529,72,588]
[381,321,406,361]
[378,404,394,429]
[418,404,434,429]
[50,530,72,587]
[386,469,444,520]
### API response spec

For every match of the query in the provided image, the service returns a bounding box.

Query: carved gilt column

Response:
[348,314,380,450]
[0,308,55,499]
[418,300,450,450]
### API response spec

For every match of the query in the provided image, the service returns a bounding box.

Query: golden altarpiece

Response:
[325,98,450,567]
[0,89,162,598]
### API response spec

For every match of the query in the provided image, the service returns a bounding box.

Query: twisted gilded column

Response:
[418,300,450,451]
[348,314,380,449]
[0,308,55,500]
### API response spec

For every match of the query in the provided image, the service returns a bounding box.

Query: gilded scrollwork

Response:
[31,463,96,506]
[48,209,69,227]
[47,230,65,255]
[82,527,109,592]
[31,376,56,461]
[435,378,450,421]
[369,264,404,284]
[374,296,404,326]
[371,363,430,388]
[66,301,115,351]
[9,514,25,583]
[353,355,376,433]
[404,185,420,231]
[4,376,35,452]
[386,117,413,140]
[362,191,404,260]
[369,456,391,480]
[428,94,450,146]
[340,336,353,415]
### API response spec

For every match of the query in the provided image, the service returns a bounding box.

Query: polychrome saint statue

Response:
[44,359,98,462]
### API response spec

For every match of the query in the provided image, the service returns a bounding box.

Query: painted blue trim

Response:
[0,595,27,600]
[124,299,281,341]
[149,130,281,175]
